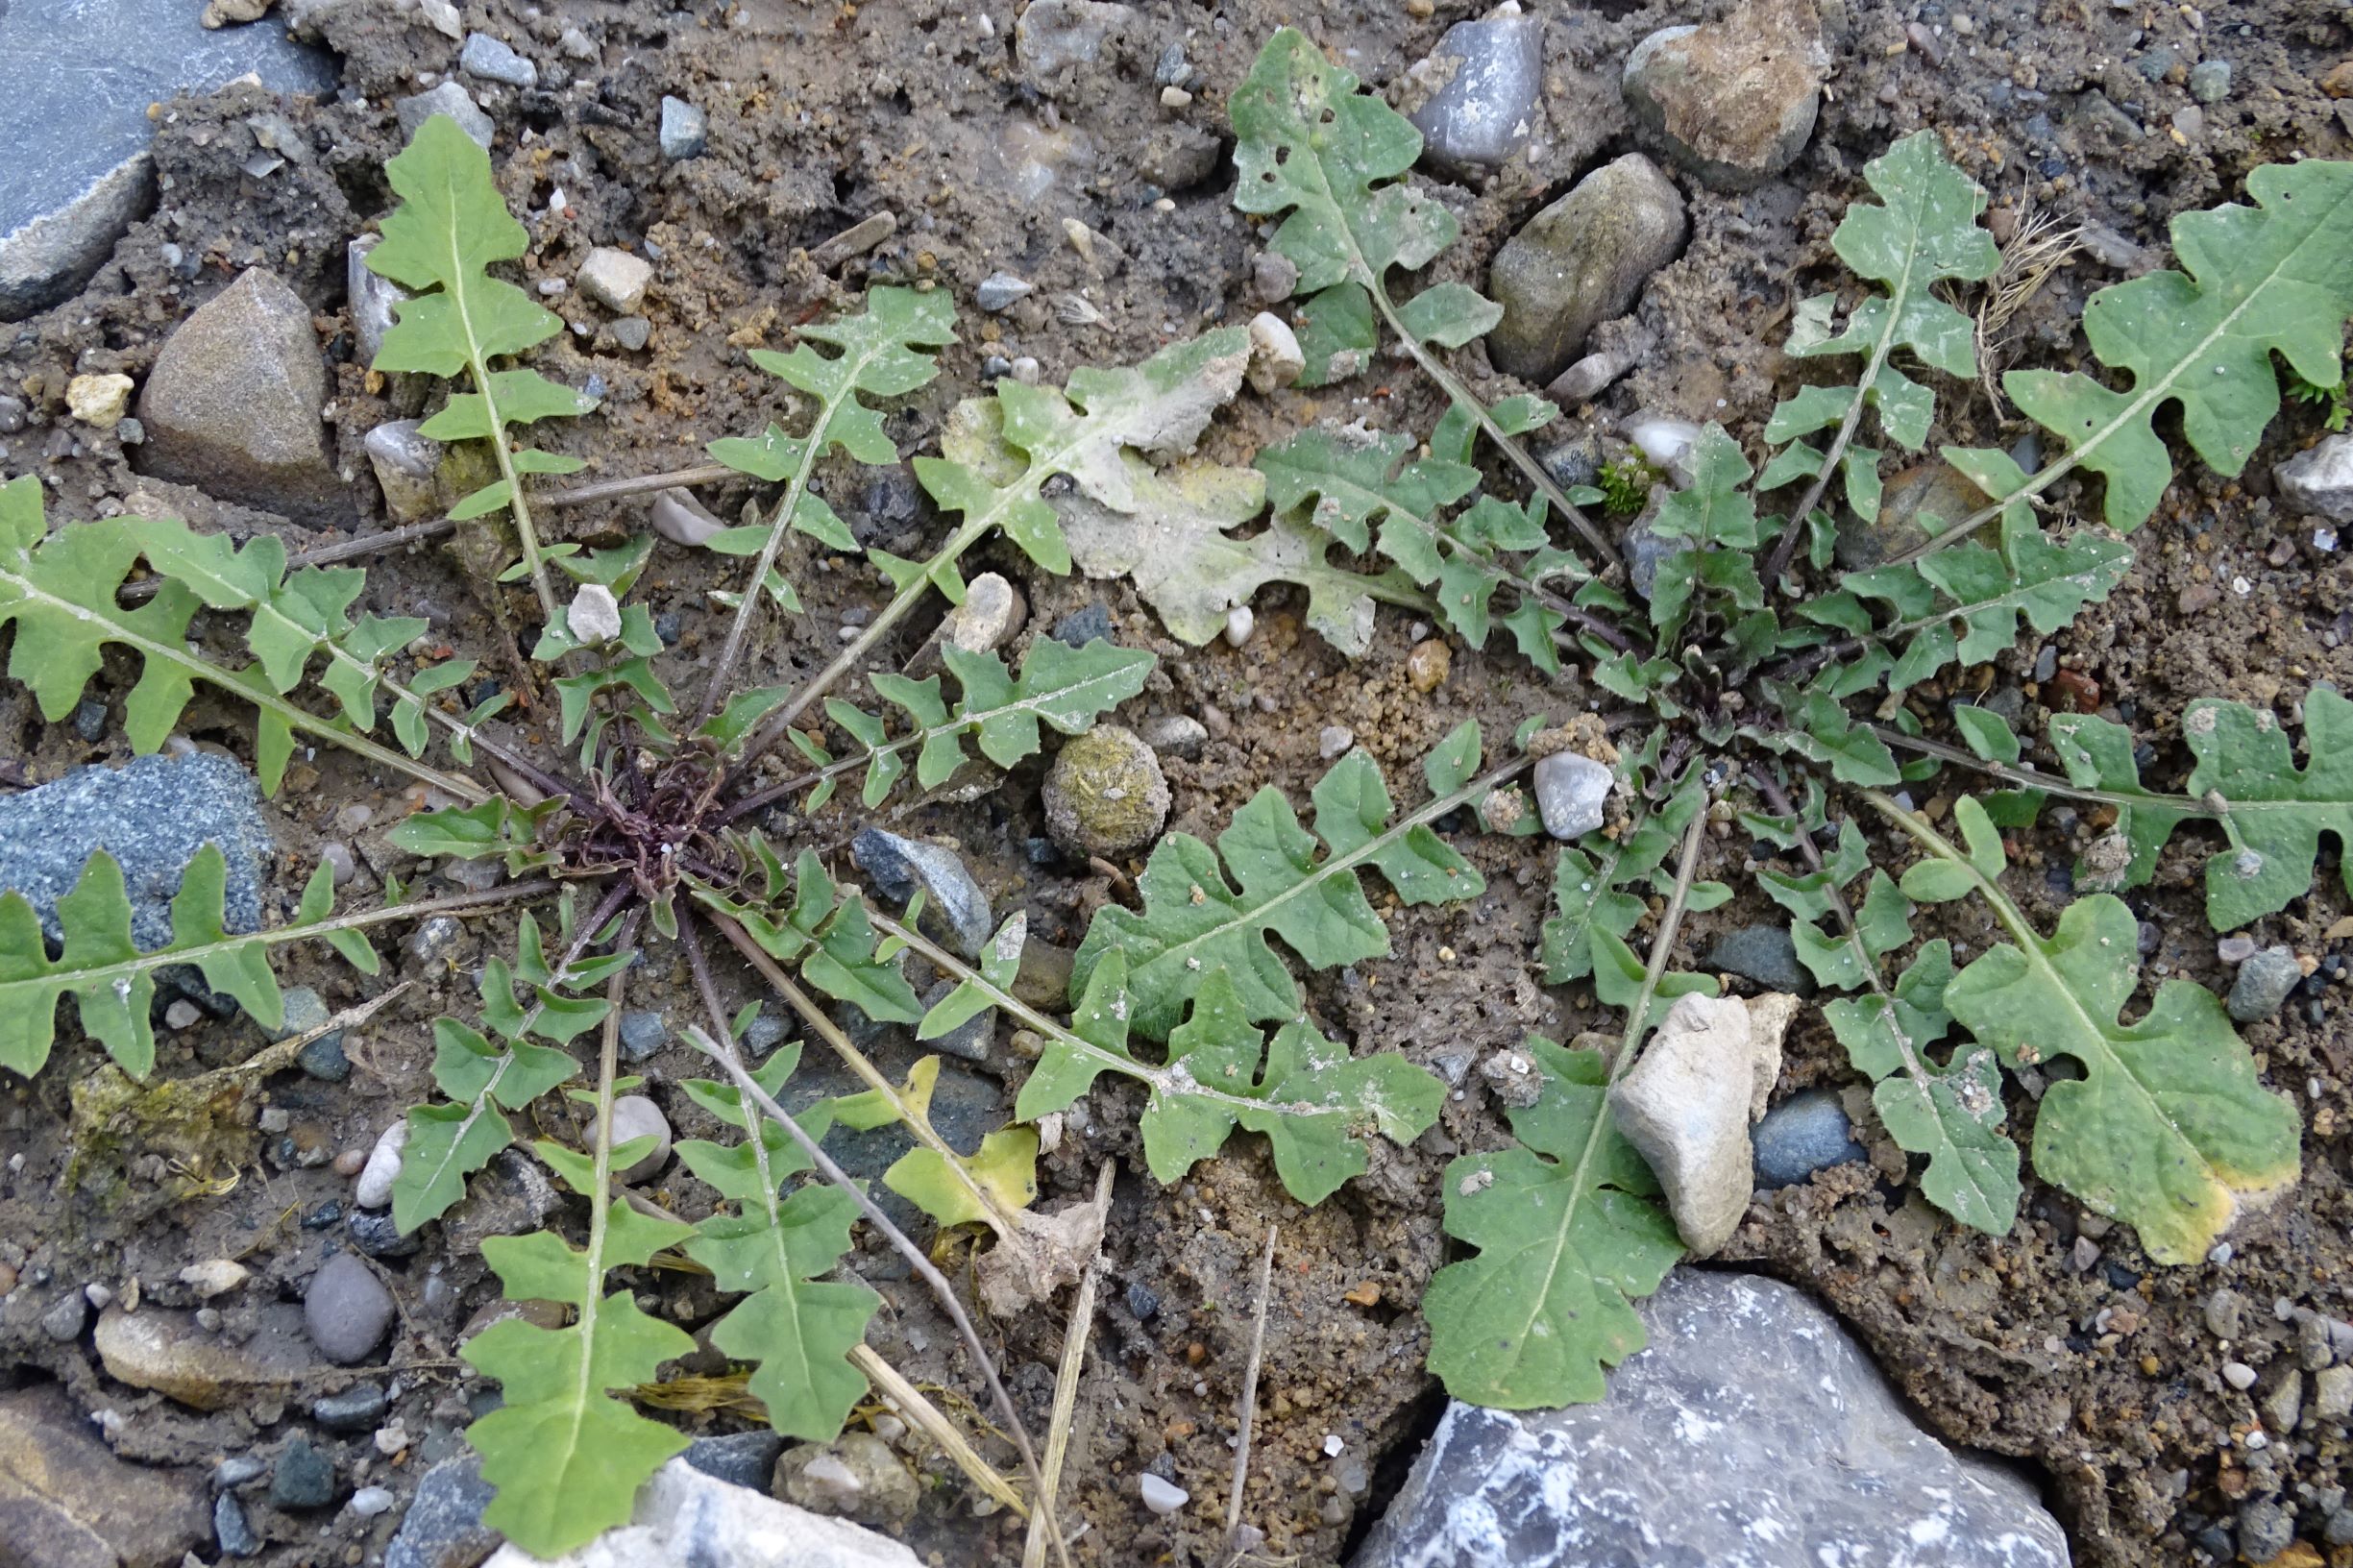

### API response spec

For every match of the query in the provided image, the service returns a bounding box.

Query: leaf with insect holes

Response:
[0,480,471,796]
[1426,1038,1682,1408]
[675,1043,879,1441]
[1071,738,1487,1041]
[1892,797,2298,1263]
[1958,159,2353,530]
[461,1173,696,1556]
[394,905,623,1233]
[1760,132,2000,520]
[918,328,1252,588]
[1230,27,1498,382]
[707,286,958,557]
[367,114,596,527]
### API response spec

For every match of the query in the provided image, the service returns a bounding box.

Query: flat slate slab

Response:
[0,0,336,318]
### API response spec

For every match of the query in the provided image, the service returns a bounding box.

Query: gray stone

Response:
[215,1492,262,1556]
[1623,0,1826,190]
[137,267,345,525]
[365,418,442,523]
[1488,154,1685,384]
[0,751,272,951]
[1607,993,1759,1255]
[0,0,332,319]
[917,978,996,1063]
[1140,122,1221,190]
[682,1430,786,1490]
[304,1253,395,1364]
[850,829,993,960]
[1052,600,1114,647]
[659,95,707,159]
[2275,433,2353,524]
[611,1094,673,1185]
[347,236,406,368]
[1405,12,1545,172]
[610,315,651,352]
[1624,519,1677,600]
[460,32,537,87]
[395,81,495,151]
[275,983,342,1052]
[1356,1271,2070,1568]
[481,1458,919,1568]
[1752,1089,1867,1188]
[387,1454,501,1568]
[976,272,1033,312]
[2228,944,2302,1022]
[2188,59,2233,102]
[216,1455,267,1488]
[745,1011,791,1056]
[0,1384,210,1565]
[443,1148,557,1252]
[1017,0,1126,75]
[347,1206,421,1260]
[2237,1497,2294,1564]
[1532,750,1612,841]
[270,1433,336,1509]
[618,1009,669,1063]
[40,1290,89,1341]
[1705,923,1815,995]
[776,1433,920,1527]
[311,1383,390,1432]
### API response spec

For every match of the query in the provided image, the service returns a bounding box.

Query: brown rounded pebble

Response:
[1408,639,1451,693]
[0,1263,16,1295]
[332,1149,368,1177]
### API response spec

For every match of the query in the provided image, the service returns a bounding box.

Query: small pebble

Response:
[1317,725,1355,760]
[1223,605,1255,647]
[180,1260,250,1298]
[355,1122,406,1209]
[215,1493,261,1556]
[2217,934,2259,965]
[1140,1474,1189,1515]
[1532,750,1612,841]
[2222,1360,2257,1390]
[975,272,1033,312]
[350,1485,397,1518]
[1407,639,1450,693]
[660,95,708,159]
[305,1254,396,1364]
[611,1095,674,1184]
[460,31,537,87]
[165,999,203,1030]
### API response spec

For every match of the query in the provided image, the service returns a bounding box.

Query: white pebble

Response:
[85,1284,112,1310]
[2222,1360,2257,1389]
[1223,605,1255,648]
[1624,413,1703,471]
[349,1485,396,1518]
[1139,1474,1189,1515]
[1322,1433,1344,1458]
[355,1121,408,1210]
[179,1261,250,1299]
[567,583,624,645]
[1245,311,1305,395]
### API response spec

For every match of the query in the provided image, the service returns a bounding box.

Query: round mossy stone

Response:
[1043,724,1169,857]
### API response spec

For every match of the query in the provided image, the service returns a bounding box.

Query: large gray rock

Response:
[0,0,335,319]
[1486,154,1685,384]
[1622,0,1826,190]
[0,1383,210,1567]
[137,267,347,525]
[0,750,272,950]
[2275,432,2353,525]
[387,1455,502,1568]
[480,1457,920,1568]
[1404,11,1546,172]
[1354,1271,2071,1568]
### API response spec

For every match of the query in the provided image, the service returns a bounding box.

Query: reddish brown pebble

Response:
[2323,60,2353,98]
[1344,1282,1381,1308]
[0,1263,15,1295]
[2048,669,2100,713]
[1186,1341,1207,1366]
[1407,639,1450,693]
[332,1149,368,1177]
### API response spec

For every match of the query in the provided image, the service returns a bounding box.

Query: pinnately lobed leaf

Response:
[1071,737,1489,1041]
[1964,159,2353,529]
[1887,797,2300,1265]
[1425,1038,1682,1407]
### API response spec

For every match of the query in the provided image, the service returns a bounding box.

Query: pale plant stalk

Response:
[706,908,1028,1240]
[851,1345,1027,1517]
[683,1019,1073,1568]
[467,352,561,626]
[1022,1162,1115,1568]
[1222,1221,1279,1561]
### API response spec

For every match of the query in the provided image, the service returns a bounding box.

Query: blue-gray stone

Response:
[310,1383,389,1433]
[0,752,272,950]
[849,828,992,960]
[269,1433,334,1509]
[975,272,1033,312]
[683,1430,785,1490]
[394,81,494,151]
[2228,945,2301,1023]
[215,1454,267,1489]
[1703,924,1814,996]
[1356,1271,2070,1568]
[659,95,707,159]
[275,986,349,1080]
[346,1207,420,1260]
[1624,521,1676,600]
[1752,1089,1867,1189]
[72,698,108,742]
[1051,601,1113,647]
[1125,1280,1160,1319]
[298,1033,350,1082]
[918,979,994,1064]
[1405,12,1545,171]
[387,1455,500,1568]
[744,1010,790,1057]
[2188,59,2232,102]
[303,1253,394,1365]
[0,0,334,320]
[617,1009,670,1063]
[214,1492,261,1556]
[459,32,537,88]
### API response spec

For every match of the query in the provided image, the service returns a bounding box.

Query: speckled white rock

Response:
[1532,751,1612,840]
[480,1456,919,1568]
[1606,992,1757,1256]
[1356,1271,2071,1568]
